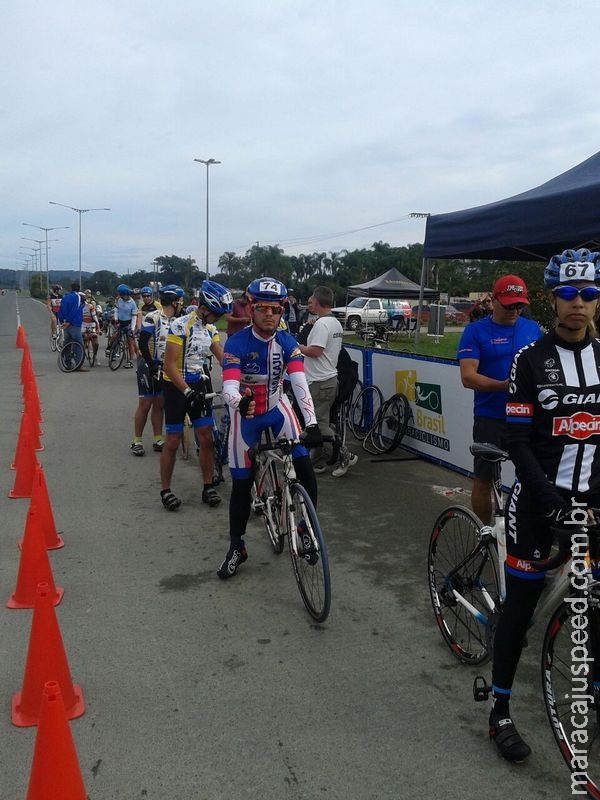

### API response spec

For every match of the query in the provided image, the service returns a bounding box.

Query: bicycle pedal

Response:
[473,675,491,702]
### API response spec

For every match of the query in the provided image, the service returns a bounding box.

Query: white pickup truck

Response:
[331,297,411,331]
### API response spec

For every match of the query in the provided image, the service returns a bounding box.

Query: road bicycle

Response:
[182,400,230,485]
[250,433,331,623]
[348,384,409,455]
[107,326,132,371]
[57,338,85,372]
[50,325,64,352]
[427,442,600,797]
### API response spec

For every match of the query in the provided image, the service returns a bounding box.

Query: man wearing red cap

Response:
[457,275,542,523]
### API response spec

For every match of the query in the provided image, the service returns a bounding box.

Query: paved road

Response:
[0,294,567,799]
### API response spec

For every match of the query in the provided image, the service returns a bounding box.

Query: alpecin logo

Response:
[506,402,533,418]
[552,412,600,439]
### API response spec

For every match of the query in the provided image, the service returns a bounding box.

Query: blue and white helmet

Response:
[198,280,233,316]
[246,277,287,303]
[544,249,600,288]
[159,284,184,303]
[116,283,131,296]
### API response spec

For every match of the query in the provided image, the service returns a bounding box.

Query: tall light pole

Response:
[23,222,69,296]
[49,201,110,289]
[193,157,221,280]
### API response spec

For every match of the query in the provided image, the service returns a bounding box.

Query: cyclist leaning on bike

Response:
[489,248,600,762]
[47,284,62,338]
[217,277,322,580]
[160,280,232,511]
[106,284,138,368]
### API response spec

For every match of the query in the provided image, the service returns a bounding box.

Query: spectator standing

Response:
[284,293,299,335]
[58,282,85,362]
[224,290,252,338]
[469,294,493,322]
[298,286,358,477]
[457,275,542,524]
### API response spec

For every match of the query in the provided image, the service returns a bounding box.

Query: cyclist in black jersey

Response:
[489,248,600,762]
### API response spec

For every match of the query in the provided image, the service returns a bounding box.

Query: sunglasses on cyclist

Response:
[252,303,283,315]
[502,303,527,311]
[142,294,152,298]
[552,285,600,302]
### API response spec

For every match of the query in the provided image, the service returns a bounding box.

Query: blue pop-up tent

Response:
[423,150,600,261]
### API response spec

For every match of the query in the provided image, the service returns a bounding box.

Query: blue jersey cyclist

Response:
[107,284,138,368]
[217,277,322,580]
[160,280,233,511]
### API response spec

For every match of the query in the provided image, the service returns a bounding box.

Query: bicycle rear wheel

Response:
[58,341,85,373]
[253,458,284,554]
[541,590,600,798]
[109,337,125,371]
[428,505,499,665]
[373,393,409,453]
[288,482,331,622]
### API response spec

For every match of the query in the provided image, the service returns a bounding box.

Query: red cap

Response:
[492,274,529,306]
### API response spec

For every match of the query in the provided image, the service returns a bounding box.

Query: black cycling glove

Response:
[184,384,206,416]
[302,425,323,448]
[238,391,254,418]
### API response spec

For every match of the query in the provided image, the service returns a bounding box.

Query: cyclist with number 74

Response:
[488,248,600,763]
[217,277,322,579]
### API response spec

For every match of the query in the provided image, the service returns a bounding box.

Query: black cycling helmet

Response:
[246,277,287,303]
[544,248,600,288]
[198,280,233,316]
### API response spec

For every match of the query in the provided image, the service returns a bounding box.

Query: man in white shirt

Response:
[298,286,357,476]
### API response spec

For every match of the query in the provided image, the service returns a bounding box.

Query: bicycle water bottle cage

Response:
[473,675,491,702]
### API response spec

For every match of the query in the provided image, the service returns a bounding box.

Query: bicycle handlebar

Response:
[250,434,336,457]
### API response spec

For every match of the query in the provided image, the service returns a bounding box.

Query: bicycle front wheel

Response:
[541,589,600,798]
[109,338,125,371]
[253,459,284,554]
[288,483,331,622]
[58,341,85,373]
[428,505,499,665]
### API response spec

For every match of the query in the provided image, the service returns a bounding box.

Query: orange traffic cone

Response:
[6,506,64,609]
[22,465,64,550]
[11,411,43,468]
[24,681,87,800]
[24,381,44,430]
[9,426,38,499]
[16,323,26,348]
[20,344,34,387]
[12,583,84,726]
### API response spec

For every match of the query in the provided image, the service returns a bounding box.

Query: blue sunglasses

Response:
[553,285,600,302]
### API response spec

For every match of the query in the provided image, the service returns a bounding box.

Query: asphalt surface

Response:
[0,293,572,799]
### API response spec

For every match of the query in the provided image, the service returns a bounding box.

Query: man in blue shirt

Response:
[457,275,542,523]
[58,282,84,349]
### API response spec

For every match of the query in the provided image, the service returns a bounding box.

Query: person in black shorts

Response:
[488,248,600,762]
[457,275,542,523]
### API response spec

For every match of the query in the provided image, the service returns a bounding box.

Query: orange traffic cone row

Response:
[24,681,87,800]
[12,583,84,726]
[6,506,64,609]
[21,465,64,550]
[9,426,38,499]
[24,380,44,431]
[16,323,26,348]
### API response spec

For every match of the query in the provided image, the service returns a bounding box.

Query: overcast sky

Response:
[3,0,600,279]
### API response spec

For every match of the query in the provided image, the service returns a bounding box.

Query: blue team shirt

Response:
[457,315,542,419]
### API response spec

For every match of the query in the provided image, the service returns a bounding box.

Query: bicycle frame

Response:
[253,440,303,557]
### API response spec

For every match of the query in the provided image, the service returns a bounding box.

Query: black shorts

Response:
[472,416,507,481]
[163,377,214,434]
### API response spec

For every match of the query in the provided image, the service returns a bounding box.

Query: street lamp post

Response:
[193,157,221,280]
[23,223,69,297]
[49,201,110,289]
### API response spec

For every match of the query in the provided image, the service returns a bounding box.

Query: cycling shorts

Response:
[227,395,307,480]
[163,377,213,433]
